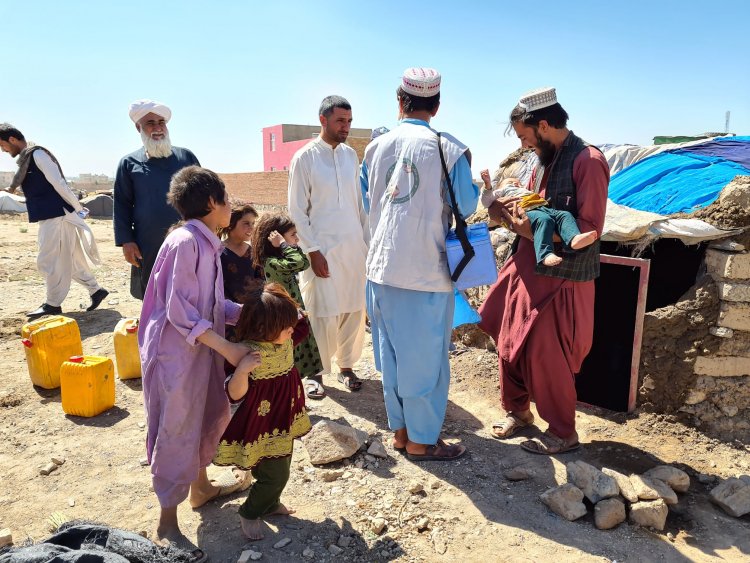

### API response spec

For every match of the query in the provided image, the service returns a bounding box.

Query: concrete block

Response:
[718,282,750,302]
[694,356,750,377]
[705,249,750,280]
[0,529,11,548]
[717,302,750,331]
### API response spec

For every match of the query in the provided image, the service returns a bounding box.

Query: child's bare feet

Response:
[570,230,598,250]
[542,253,563,267]
[240,516,265,541]
[265,502,295,516]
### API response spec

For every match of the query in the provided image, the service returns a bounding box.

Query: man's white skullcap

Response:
[518,87,557,112]
[128,99,172,124]
[401,68,441,98]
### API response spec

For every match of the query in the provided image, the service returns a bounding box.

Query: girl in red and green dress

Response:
[213,282,312,541]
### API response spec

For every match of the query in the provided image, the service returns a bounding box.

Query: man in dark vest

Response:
[0,123,109,319]
[113,100,200,299]
[478,88,609,454]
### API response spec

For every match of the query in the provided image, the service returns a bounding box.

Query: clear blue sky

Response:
[1,0,748,178]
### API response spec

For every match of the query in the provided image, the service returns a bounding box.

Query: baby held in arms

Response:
[480,169,597,267]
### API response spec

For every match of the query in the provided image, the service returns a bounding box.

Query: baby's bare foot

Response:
[542,254,563,267]
[570,230,598,250]
[240,516,264,541]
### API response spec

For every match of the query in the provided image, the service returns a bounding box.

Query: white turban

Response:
[128,99,172,124]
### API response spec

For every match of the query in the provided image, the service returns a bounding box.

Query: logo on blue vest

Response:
[384,158,419,204]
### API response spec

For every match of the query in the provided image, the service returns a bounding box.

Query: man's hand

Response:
[122,242,142,267]
[489,199,532,239]
[309,250,330,278]
[2,186,16,194]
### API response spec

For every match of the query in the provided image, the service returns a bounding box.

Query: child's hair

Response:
[167,166,227,220]
[234,282,299,342]
[251,212,296,269]
[218,202,258,239]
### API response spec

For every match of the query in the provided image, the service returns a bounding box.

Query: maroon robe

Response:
[479,147,609,438]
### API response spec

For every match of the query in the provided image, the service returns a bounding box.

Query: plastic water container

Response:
[60,355,115,417]
[21,316,83,389]
[446,223,498,290]
[113,318,141,380]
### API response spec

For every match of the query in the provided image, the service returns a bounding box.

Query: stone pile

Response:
[539,462,690,531]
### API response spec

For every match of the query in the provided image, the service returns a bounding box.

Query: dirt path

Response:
[0,214,748,562]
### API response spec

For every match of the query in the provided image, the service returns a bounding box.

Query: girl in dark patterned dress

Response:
[251,213,326,399]
[213,283,312,541]
[219,203,260,340]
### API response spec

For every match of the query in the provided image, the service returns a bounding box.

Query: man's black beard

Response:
[536,133,557,167]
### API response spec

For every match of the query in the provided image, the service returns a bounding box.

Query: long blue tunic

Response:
[113,146,200,299]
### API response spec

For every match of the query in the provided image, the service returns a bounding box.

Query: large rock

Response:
[643,465,690,493]
[540,484,588,521]
[602,468,639,503]
[629,499,669,530]
[630,474,661,500]
[648,477,679,505]
[594,498,626,530]
[302,420,368,465]
[566,461,619,503]
[709,478,750,517]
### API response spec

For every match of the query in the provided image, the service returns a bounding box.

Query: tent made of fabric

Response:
[0,191,27,212]
[608,137,750,215]
[81,193,113,217]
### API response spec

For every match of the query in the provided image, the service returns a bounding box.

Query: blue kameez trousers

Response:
[366,280,454,445]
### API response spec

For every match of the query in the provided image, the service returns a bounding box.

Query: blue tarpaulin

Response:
[608,137,750,215]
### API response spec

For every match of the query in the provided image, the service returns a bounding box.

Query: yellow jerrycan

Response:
[21,315,83,389]
[113,318,141,380]
[60,355,115,417]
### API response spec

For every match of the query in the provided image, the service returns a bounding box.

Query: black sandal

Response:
[337,370,363,391]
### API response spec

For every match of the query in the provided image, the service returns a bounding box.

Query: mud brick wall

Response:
[674,249,750,442]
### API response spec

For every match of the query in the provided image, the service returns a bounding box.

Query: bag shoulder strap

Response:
[437,133,474,282]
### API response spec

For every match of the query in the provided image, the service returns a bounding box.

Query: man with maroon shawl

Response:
[479,87,609,454]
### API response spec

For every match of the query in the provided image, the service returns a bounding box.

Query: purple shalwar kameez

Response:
[138,219,242,508]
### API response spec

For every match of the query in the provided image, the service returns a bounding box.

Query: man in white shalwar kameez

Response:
[361,68,478,462]
[0,123,108,319]
[288,95,368,394]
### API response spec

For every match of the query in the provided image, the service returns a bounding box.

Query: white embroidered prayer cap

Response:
[128,99,172,124]
[401,68,441,97]
[518,87,557,112]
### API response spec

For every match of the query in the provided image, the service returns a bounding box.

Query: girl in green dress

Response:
[252,213,325,399]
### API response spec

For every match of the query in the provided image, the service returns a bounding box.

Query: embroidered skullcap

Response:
[518,87,557,112]
[401,68,441,98]
[370,126,390,141]
[128,99,172,124]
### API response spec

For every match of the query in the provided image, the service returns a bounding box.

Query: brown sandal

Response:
[490,413,534,439]
[406,440,466,462]
[520,430,580,455]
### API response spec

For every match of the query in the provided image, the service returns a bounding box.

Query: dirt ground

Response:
[0,213,749,563]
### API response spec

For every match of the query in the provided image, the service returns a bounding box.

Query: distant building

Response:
[70,173,114,194]
[262,124,372,172]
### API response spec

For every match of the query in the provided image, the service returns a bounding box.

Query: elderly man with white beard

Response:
[113,99,200,299]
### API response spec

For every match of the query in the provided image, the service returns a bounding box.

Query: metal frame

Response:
[599,253,651,412]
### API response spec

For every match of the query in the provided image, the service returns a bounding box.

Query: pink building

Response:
[262,124,372,172]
